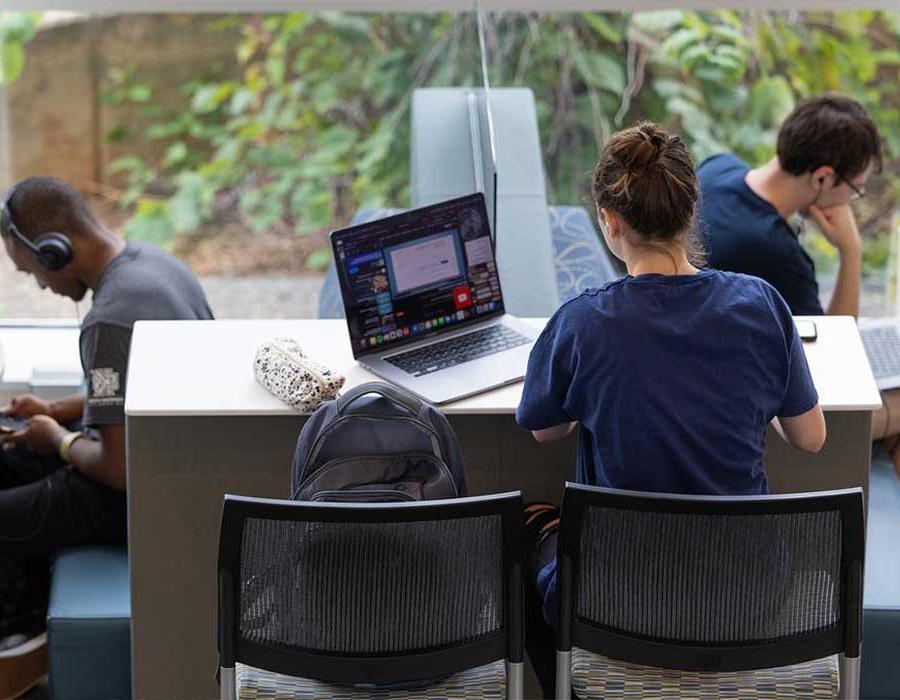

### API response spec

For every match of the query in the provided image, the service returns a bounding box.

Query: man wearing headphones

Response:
[0,177,212,694]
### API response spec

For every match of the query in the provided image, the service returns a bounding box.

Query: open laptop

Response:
[859,319,900,390]
[331,193,537,404]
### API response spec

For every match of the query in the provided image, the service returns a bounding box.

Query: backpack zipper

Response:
[300,413,444,485]
[297,446,459,499]
[309,489,418,503]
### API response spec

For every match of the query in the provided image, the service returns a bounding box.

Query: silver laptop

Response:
[331,193,536,404]
[859,318,900,390]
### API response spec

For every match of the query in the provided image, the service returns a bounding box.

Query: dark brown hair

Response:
[777,95,882,179]
[591,121,702,262]
[2,177,98,242]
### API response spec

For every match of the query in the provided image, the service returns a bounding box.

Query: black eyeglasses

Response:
[838,174,866,201]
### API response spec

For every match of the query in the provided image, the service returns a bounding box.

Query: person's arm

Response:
[532,422,577,443]
[3,393,84,422]
[776,405,826,453]
[516,312,579,442]
[66,423,126,490]
[48,395,86,424]
[809,204,862,318]
[769,284,826,452]
[9,417,126,490]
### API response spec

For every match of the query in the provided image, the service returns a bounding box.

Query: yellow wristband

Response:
[58,431,83,462]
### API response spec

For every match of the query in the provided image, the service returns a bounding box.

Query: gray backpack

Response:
[290,382,466,503]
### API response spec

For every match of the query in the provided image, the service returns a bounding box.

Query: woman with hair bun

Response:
[516,122,827,695]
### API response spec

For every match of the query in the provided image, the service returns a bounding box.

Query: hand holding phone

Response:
[0,414,28,441]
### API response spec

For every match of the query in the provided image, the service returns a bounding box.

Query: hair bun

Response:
[628,124,667,170]
[591,120,699,244]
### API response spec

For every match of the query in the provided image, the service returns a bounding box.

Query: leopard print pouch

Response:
[254,337,345,412]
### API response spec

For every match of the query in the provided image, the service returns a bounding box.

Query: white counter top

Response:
[0,321,83,399]
[125,315,881,417]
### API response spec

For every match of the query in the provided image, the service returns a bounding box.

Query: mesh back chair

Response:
[555,483,864,700]
[218,492,525,700]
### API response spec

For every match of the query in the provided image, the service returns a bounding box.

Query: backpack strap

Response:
[336,381,424,417]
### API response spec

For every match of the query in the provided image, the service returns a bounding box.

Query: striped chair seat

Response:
[571,648,839,699]
[236,660,506,699]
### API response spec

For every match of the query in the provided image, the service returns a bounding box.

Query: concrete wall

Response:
[0,14,240,192]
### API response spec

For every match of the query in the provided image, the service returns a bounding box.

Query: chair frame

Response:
[555,483,865,700]
[218,491,525,699]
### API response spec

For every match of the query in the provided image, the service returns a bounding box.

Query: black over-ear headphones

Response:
[1,183,74,271]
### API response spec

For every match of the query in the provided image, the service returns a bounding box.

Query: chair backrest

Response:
[556,483,864,673]
[218,491,524,687]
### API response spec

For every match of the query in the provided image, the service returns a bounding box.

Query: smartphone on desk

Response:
[795,320,818,342]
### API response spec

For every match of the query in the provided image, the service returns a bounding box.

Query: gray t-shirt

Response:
[80,241,214,427]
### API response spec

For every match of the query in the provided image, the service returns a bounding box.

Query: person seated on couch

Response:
[0,177,213,697]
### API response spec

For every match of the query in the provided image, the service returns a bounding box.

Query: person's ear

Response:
[811,165,835,190]
[601,208,622,239]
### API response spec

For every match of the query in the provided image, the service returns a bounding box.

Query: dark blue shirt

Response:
[698,153,824,316]
[516,270,818,621]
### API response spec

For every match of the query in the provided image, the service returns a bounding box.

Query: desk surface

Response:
[0,321,82,393]
[125,315,881,416]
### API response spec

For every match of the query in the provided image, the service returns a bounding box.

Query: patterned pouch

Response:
[253,337,345,412]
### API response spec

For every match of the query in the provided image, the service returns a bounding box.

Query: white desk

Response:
[125,316,879,700]
[127,316,880,416]
[0,320,83,403]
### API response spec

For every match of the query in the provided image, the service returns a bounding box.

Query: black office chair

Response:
[218,492,525,699]
[555,483,864,700]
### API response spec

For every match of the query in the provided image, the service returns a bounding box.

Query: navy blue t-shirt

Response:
[516,269,818,620]
[698,153,824,316]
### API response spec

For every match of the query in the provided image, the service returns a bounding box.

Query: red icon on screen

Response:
[453,285,473,310]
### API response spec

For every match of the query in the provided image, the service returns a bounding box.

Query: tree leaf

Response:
[126,200,174,246]
[632,11,685,33]
[0,41,25,84]
[163,141,189,168]
[305,247,331,270]
[573,50,625,95]
[661,28,702,58]
[583,14,622,43]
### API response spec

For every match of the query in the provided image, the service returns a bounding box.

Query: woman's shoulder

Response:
[541,285,620,341]
[553,279,628,318]
[704,269,795,335]
[703,268,782,298]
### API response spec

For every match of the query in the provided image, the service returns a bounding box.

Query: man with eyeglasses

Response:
[696,95,900,462]
[697,94,881,318]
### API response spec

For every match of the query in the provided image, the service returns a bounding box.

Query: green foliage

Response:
[98,11,899,276]
[632,10,900,276]
[0,13,41,84]
[105,13,483,254]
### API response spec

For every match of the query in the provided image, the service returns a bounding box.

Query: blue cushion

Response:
[861,456,900,698]
[548,205,620,303]
[47,546,131,700]
[318,206,621,319]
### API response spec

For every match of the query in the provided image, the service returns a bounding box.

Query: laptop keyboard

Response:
[385,325,530,377]
[861,325,900,379]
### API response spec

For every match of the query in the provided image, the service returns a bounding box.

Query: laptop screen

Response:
[332,193,505,358]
